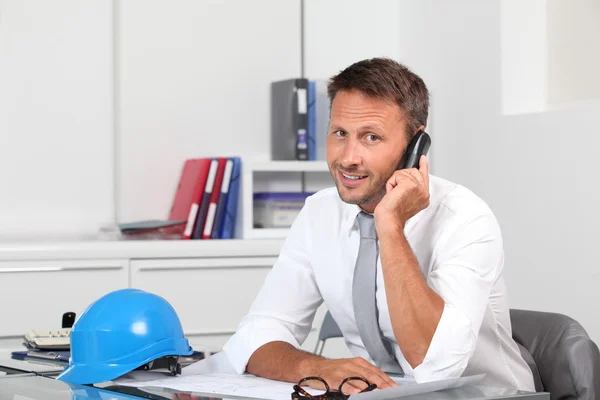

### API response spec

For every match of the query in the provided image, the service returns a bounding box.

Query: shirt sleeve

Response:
[222,203,323,374]
[412,212,503,382]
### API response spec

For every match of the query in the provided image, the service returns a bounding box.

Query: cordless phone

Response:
[401,131,431,169]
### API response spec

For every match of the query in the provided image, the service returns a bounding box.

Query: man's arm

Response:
[374,155,442,368]
[378,213,502,381]
[247,341,322,383]
[374,156,502,381]
[377,225,444,368]
[247,342,397,393]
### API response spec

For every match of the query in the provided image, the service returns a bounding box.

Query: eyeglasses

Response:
[292,376,377,400]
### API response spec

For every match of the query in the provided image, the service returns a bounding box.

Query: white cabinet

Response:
[0,259,128,339]
[130,256,276,350]
[0,239,350,356]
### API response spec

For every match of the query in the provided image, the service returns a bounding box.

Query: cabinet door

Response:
[0,259,128,338]
[130,257,276,351]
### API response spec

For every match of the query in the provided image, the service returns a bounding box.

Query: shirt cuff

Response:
[412,303,475,383]
[222,317,301,374]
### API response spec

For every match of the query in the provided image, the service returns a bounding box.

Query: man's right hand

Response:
[246,342,398,394]
[303,357,398,394]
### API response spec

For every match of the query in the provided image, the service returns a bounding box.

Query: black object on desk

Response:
[62,312,76,328]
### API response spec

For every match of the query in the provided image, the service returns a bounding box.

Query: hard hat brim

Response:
[57,359,147,385]
[57,341,193,385]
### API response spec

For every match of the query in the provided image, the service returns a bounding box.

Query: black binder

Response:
[271,78,309,160]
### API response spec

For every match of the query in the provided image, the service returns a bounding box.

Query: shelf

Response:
[249,161,329,172]
[242,160,333,240]
[246,228,291,239]
[0,238,285,261]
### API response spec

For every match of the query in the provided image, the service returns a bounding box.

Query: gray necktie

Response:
[352,212,405,376]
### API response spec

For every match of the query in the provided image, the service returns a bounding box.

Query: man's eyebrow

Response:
[329,124,384,132]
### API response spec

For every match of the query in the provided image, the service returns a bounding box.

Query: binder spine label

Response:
[203,203,217,237]
[184,204,199,237]
[297,88,307,114]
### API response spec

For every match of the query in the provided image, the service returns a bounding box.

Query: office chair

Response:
[314,311,343,355]
[510,309,600,400]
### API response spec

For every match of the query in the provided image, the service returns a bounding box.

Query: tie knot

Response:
[357,212,377,240]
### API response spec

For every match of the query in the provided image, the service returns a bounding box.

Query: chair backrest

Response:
[319,311,343,341]
[314,311,343,355]
[510,309,600,400]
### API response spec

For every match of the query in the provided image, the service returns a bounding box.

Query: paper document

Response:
[115,352,309,399]
[351,374,485,400]
[115,352,485,400]
[116,372,310,400]
[182,351,237,375]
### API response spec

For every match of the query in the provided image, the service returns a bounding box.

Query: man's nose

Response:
[340,139,361,168]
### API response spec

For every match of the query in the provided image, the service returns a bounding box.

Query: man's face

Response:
[326,90,409,213]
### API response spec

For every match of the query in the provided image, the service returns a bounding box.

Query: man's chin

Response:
[340,195,363,205]
[336,186,382,206]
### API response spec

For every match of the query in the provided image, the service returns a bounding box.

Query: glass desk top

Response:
[0,352,550,400]
[0,375,551,400]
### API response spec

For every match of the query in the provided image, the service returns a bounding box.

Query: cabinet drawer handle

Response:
[138,264,274,272]
[137,257,278,271]
[0,265,123,273]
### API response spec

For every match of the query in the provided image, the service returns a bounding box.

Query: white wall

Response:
[501,0,547,115]
[493,106,600,328]
[0,0,114,237]
[397,0,600,342]
[0,0,303,233]
[498,0,600,112]
[546,0,600,105]
[304,0,400,81]
[116,0,301,223]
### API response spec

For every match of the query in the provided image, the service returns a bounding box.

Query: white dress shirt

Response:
[223,175,535,391]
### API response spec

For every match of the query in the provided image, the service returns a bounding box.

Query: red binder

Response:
[200,158,228,239]
[169,158,212,239]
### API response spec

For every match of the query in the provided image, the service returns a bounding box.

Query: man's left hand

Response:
[374,155,430,230]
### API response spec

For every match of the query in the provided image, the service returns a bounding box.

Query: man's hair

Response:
[327,57,430,139]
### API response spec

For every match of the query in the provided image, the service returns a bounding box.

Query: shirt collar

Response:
[341,202,364,233]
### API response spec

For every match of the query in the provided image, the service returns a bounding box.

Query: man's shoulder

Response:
[429,174,494,220]
[426,175,503,263]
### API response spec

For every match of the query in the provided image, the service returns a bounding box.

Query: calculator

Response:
[24,328,71,350]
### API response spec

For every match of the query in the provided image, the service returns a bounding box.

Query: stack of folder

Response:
[271,78,329,161]
[169,157,241,240]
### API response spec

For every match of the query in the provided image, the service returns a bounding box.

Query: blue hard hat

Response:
[57,288,193,385]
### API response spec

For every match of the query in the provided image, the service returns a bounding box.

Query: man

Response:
[223,58,535,393]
